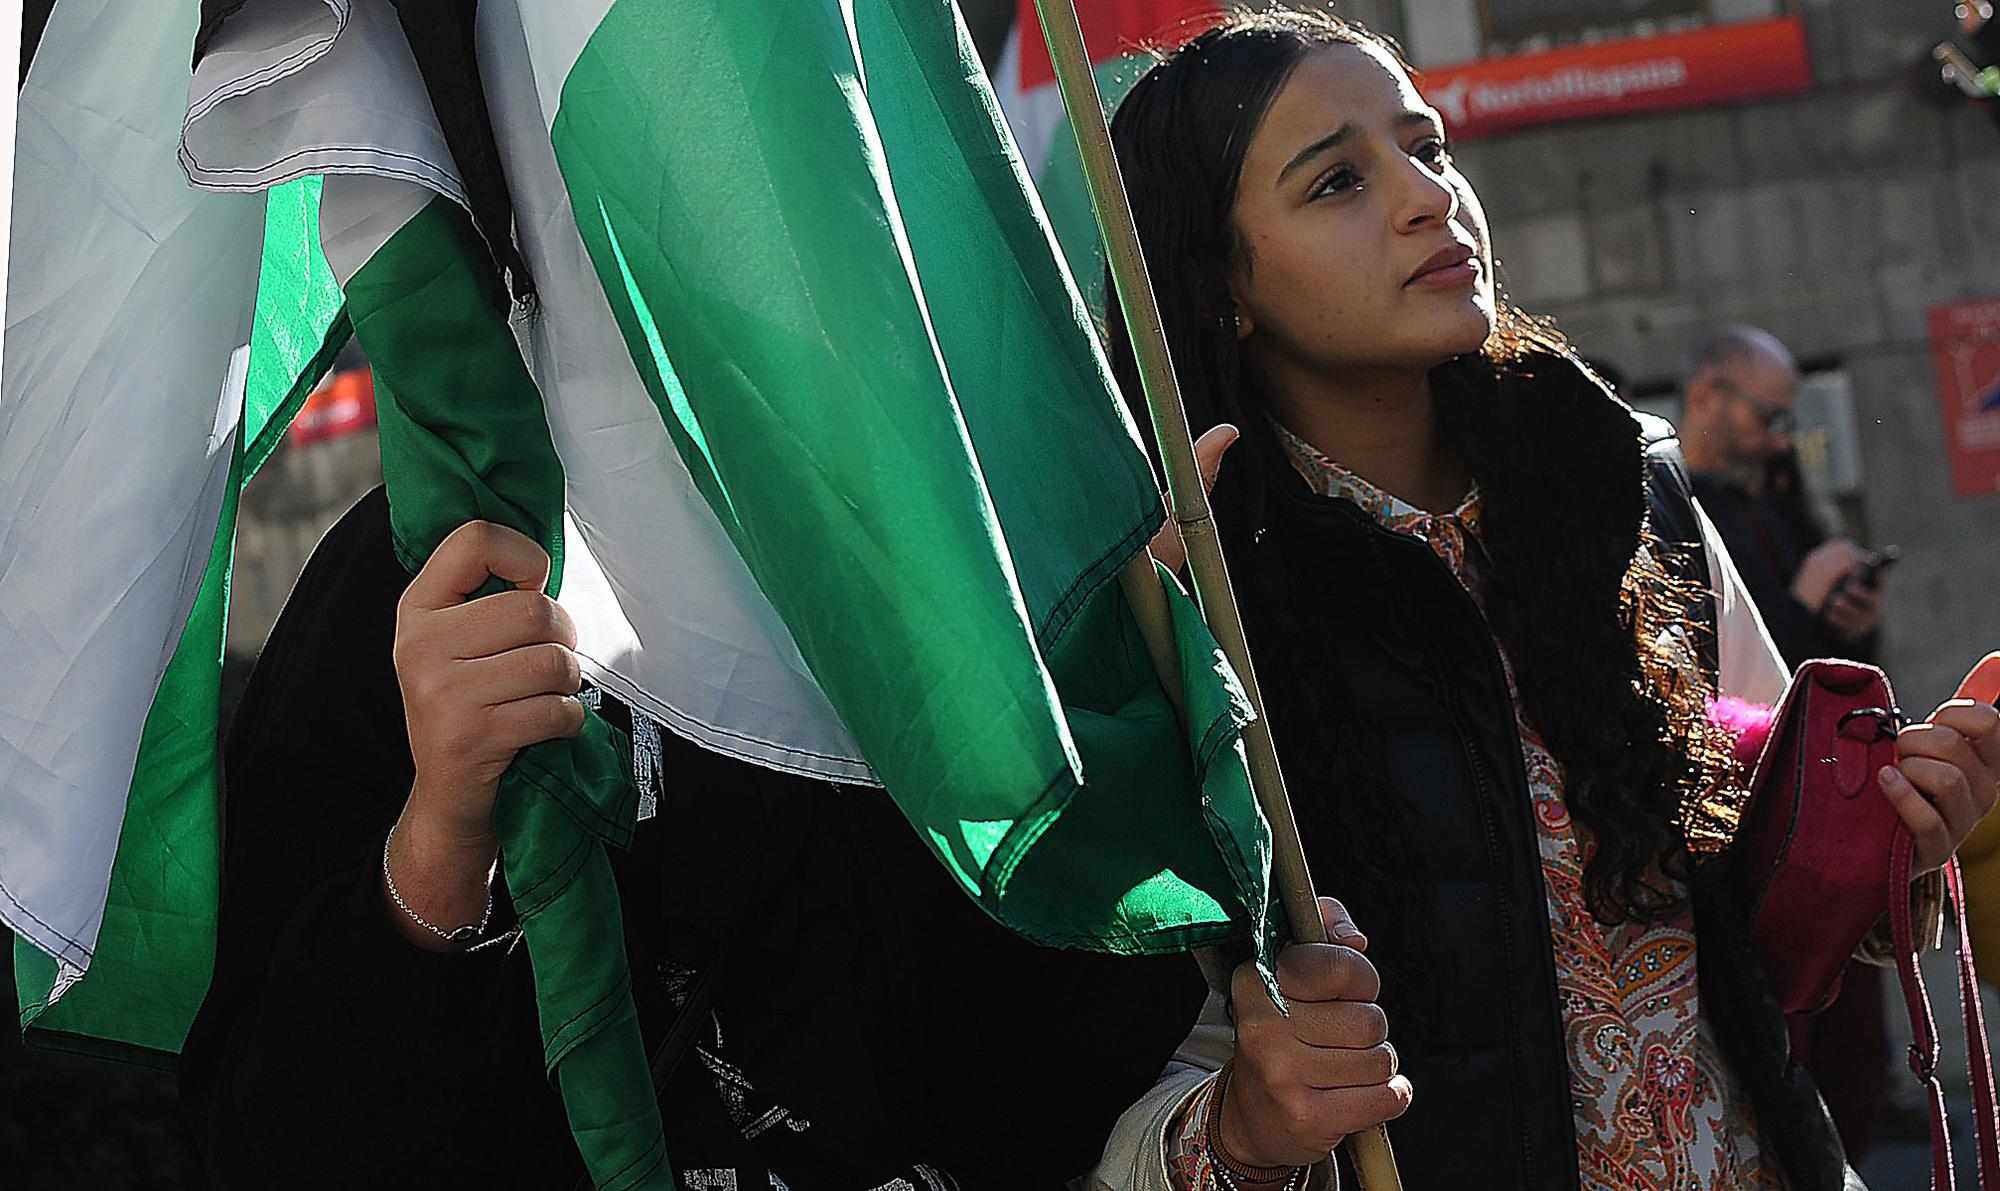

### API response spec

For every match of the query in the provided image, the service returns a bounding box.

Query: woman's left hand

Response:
[1881,699,2000,874]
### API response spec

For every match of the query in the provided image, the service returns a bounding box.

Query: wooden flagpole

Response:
[1029,3,1402,1187]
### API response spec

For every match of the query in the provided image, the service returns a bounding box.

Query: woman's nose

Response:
[1394,159,1458,232]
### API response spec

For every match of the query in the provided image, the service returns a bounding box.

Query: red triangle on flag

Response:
[1013,0,1221,92]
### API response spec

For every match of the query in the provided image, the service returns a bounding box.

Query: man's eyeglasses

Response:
[1708,375,1796,437]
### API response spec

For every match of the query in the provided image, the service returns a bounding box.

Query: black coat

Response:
[1688,474,1871,670]
[178,486,1207,1191]
[1222,354,1860,1191]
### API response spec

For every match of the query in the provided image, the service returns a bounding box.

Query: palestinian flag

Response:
[2,0,346,1062]
[6,1,1273,1185]
[994,0,1219,305]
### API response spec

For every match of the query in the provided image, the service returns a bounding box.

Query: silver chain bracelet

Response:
[382,822,495,945]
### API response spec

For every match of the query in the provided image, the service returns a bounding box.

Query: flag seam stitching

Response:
[0,875,91,962]
[184,0,348,120]
[1029,507,1160,650]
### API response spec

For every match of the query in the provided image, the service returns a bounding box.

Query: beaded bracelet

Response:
[1211,1164,1309,1191]
[1201,1063,1301,1186]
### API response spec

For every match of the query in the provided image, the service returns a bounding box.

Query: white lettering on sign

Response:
[1431,56,1690,126]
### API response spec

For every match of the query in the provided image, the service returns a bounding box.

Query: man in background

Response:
[1677,322,1893,1163]
[1678,324,1885,667]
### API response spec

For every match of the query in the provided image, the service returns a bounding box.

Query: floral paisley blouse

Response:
[1274,421,1785,1191]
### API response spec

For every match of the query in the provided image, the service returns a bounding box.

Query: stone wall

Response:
[1439,0,2000,708]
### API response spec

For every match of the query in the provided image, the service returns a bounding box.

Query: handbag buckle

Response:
[1837,706,1902,741]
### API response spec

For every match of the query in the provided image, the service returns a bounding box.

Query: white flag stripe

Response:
[0,0,261,967]
[478,1,873,783]
[316,169,434,282]
[183,0,344,127]
[505,0,615,134]
[991,22,1069,181]
[193,0,872,782]
[182,0,466,205]
[0,0,18,385]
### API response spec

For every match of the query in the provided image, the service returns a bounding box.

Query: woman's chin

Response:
[1397,288,1495,351]
[1433,308,1496,359]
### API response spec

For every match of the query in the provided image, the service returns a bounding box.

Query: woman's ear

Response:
[1220,256,1255,342]
[1195,284,1254,341]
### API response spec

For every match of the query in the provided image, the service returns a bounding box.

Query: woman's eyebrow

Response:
[1277,124,1354,184]
[1274,112,1442,186]
[1400,109,1445,134]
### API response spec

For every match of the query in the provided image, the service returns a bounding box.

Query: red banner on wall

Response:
[1418,16,1813,140]
[1928,298,2000,500]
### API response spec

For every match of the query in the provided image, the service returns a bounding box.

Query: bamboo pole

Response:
[1027,3,1402,1188]
[1117,556,1185,723]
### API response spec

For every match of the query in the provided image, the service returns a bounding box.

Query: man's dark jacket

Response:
[1688,473,1864,669]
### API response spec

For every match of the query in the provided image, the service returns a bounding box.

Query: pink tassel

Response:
[1709,695,1776,766]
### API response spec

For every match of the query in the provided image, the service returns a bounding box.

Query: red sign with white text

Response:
[1418,16,1813,140]
[289,368,377,447]
[1928,298,2000,500]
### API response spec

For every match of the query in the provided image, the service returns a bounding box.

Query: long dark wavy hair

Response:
[1104,10,1743,1008]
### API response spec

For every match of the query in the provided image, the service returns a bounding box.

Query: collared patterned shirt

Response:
[1273,420,1785,1191]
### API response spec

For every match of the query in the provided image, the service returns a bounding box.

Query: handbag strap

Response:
[1955,857,2000,1189]
[1890,827,2000,1189]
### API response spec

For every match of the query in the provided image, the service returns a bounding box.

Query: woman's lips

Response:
[1406,245,1478,289]
[1408,259,1479,288]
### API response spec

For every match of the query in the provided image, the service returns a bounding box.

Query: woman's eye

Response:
[1413,137,1451,169]
[1310,165,1360,200]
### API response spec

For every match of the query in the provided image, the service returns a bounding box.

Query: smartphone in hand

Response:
[1819,546,1899,618]
[1854,546,1901,589]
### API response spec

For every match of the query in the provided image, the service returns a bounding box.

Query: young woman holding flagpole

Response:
[1075,10,2000,1191]
[1029,3,1404,1188]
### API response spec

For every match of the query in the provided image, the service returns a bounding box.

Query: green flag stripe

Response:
[339,196,567,587]
[245,307,351,480]
[335,186,668,1191]
[545,0,1264,954]
[16,170,358,1059]
[244,176,351,477]
[554,0,1072,865]
[17,415,241,1061]
[1030,55,1151,320]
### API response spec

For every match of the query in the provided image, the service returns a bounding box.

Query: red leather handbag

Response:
[1733,655,2000,1190]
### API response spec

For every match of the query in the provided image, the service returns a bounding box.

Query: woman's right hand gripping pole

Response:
[1219,898,1413,1173]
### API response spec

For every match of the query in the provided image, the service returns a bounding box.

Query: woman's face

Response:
[1225,42,1495,383]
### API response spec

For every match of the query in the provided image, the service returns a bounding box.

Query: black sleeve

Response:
[1639,417,1719,682]
[178,488,576,1191]
[1685,471,1841,670]
[1741,582,1842,669]
[808,786,1210,1189]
